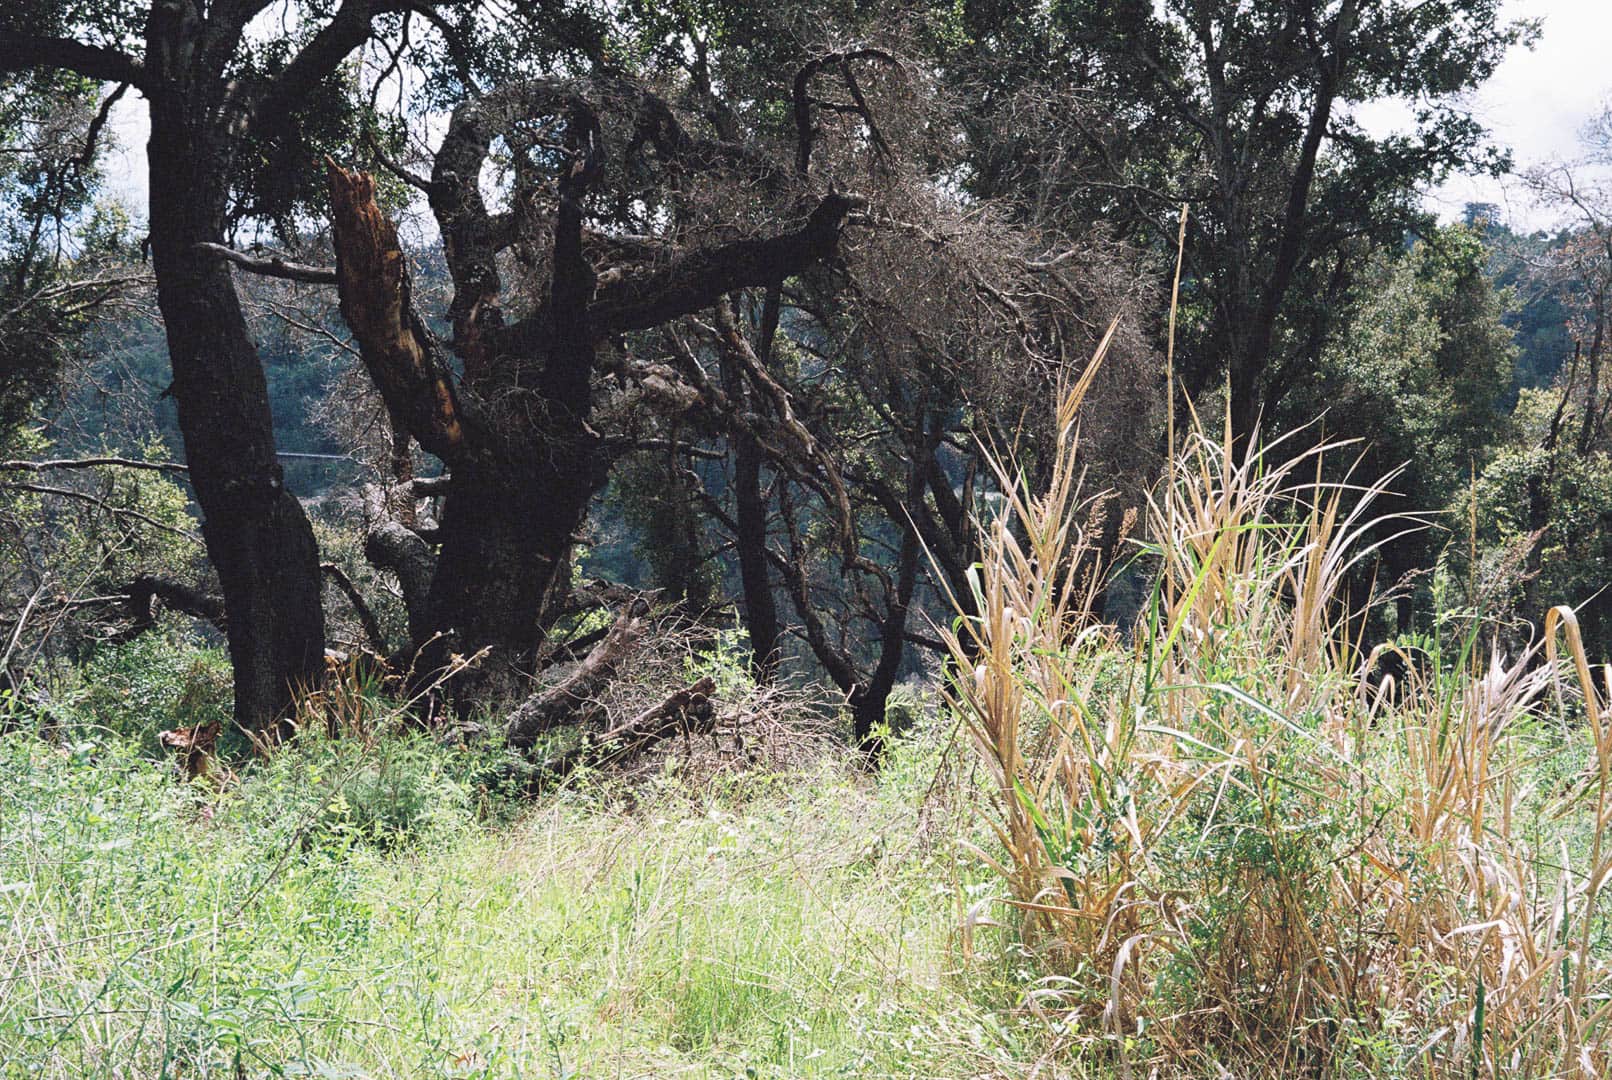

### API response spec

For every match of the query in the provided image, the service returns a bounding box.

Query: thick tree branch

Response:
[546,102,605,403]
[710,299,855,562]
[327,161,467,463]
[124,575,227,635]
[242,0,409,139]
[76,81,130,172]
[0,34,149,90]
[775,485,858,692]
[363,520,435,648]
[429,83,548,369]
[0,457,188,476]
[195,242,338,284]
[411,474,453,496]
[792,48,899,176]
[541,676,718,777]
[428,75,797,375]
[582,192,863,338]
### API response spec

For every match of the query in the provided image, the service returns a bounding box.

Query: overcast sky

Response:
[102,0,1612,233]
[1356,0,1612,229]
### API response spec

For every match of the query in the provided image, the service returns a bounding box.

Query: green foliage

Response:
[682,623,757,699]
[239,728,478,852]
[613,451,720,607]
[946,0,1531,421]
[1457,406,1612,657]
[223,59,414,234]
[71,630,231,747]
[880,680,930,739]
[311,514,410,653]
[0,436,207,676]
[1469,205,1579,395]
[0,67,134,437]
[1263,224,1517,634]
[3,0,1604,1071]
[0,700,1014,1078]
[50,277,359,496]
[1306,224,1516,498]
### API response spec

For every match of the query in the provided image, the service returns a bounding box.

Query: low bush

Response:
[71,629,231,749]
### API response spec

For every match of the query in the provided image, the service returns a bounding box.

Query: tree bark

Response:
[425,453,599,700]
[730,431,780,679]
[720,290,782,682]
[848,487,922,758]
[123,574,227,635]
[319,63,865,714]
[362,519,436,648]
[145,83,324,733]
[328,160,606,702]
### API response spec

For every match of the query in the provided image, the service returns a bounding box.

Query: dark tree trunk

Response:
[146,95,324,733]
[730,434,780,680]
[849,523,921,760]
[4,0,442,734]
[425,449,599,702]
[1226,356,1264,447]
[326,73,861,717]
[1227,71,1340,443]
[325,161,595,702]
[720,289,782,682]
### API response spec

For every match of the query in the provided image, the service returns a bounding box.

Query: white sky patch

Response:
[1356,0,1612,229]
[105,93,149,220]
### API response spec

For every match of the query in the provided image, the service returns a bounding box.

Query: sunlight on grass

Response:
[0,723,1061,1078]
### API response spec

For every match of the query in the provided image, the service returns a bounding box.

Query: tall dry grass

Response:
[940,330,1612,1077]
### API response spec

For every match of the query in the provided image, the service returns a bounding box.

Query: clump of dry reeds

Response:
[941,328,1612,1077]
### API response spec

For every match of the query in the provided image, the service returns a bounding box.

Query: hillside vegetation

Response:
[5,397,1610,1077]
[6,1,1612,1076]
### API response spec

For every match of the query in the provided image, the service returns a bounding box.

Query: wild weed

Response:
[941,332,1612,1076]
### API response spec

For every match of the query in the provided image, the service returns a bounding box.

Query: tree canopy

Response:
[6,0,1602,742]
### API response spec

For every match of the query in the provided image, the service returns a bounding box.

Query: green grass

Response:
[4,623,1607,1079]
[0,712,1060,1079]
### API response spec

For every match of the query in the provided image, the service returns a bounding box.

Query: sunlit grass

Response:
[0,715,1074,1079]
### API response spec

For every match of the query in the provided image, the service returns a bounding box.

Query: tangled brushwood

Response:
[941,330,1612,1077]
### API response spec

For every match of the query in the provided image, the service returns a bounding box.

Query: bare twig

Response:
[321,562,388,654]
[0,456,188,476]
[0,480,199,541]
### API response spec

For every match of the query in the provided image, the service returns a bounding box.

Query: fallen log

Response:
[542,675,718,778]
[505,602,649,748]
